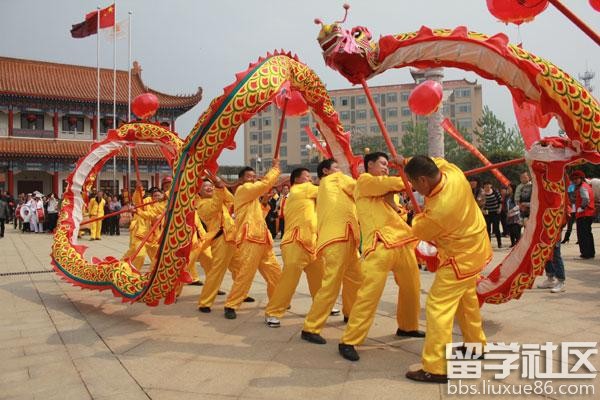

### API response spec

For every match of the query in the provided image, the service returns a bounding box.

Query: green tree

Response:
[473,106,525,155]
[399,122,428,156]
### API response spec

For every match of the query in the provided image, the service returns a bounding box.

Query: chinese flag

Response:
[71,4,115,38]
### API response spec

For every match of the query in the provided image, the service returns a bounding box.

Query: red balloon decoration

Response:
[408,80,443,116]
[132,93,159,120]
[486,0,548,25]
[591,0,600,12]
[275,88,309,117]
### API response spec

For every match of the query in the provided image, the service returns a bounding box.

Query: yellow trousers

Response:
[90,220,102,239]
[303,239,363,334]
[265,242,324,318]
[198,237,237,307]
[224,241,281,310]
[187,246,213,281]
[123,236,147,271]
[422,266,486,375]
[342,243,420,345]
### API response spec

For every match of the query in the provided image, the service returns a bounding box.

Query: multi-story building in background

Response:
[243,77,482,172]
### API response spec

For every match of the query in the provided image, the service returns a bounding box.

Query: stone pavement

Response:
[0,225,598,400]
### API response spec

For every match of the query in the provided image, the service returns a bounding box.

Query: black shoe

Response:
[198,307,211,313]
[224,307,237,319]
[338,343,359,361]
[343,316,349,323]
[396,329,426,338]
[189,281,203,286]
[243,296,255,303]
[217,290,226,295]
[405,369,448,383]
[580,255,595,259]
[301,330,326,344]
[561,238,569,244]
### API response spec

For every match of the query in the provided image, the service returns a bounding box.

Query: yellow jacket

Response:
[196,188,236,243]
[316,171,359,253]
[355,173,417,257]
[130,188,152,241]
[281,182,318,253]
[135,197,165,244]
[411,158,492,279]
[234,166,280,244]
[88,197,106,218]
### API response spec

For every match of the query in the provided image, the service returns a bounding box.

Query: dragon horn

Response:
[335,3,350,24]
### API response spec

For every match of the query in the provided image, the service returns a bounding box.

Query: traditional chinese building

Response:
[0,56,202,197]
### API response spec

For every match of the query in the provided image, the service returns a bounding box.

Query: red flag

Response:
[71,4,115,38]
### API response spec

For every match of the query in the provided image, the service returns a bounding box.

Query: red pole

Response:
[464,158,526,177]
[442,118,511,187]
[547,0,600,46]
[274,98,288,159]
[81,199,161,226]
[360,78,421,213]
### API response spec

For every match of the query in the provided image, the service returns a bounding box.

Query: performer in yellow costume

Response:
[338,152,423,361]
[133,187,167,266]
[301,159,363,345]
[184,198,213,287]
[88,191,105,240]
[264,168,324,327]
[196,176,237,312]
[403,156,491,383]
[123,185,154,270]
[223,160,282,319]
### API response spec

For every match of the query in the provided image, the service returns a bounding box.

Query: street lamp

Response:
[256,156,262,175]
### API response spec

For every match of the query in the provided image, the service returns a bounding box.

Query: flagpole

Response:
[127,11,132,200]
[96,7,101,192]
[112,1,117,196]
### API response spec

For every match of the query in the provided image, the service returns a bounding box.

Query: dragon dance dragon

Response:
[51,8,599,307]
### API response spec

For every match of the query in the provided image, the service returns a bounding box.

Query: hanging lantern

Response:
[132,93,159,120]
[408,80,443,116]
[26,113,37,123]
[68,116,78,126]
[590,0,600,12]
[486,0,549,25]
[103,117,114,127]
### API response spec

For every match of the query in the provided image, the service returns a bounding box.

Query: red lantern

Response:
[26,113,37,122]
[591,0,600,12]
[408,80,443,116]
[486,0,549,25]
[103,117,113,127]
[132,93,159,120]
[275,88,309,117]
[68,116,78,126]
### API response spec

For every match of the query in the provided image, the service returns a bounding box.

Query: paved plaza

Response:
[0,226,598,400]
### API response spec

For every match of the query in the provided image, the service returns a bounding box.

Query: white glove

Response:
[576,207,584,213]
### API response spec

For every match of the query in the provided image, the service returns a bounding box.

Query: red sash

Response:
[36,208,44,221]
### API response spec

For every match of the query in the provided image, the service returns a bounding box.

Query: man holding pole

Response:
[403,155,491,383]
[223,160,282,320]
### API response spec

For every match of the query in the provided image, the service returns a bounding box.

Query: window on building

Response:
[340,111,350,120]
[442,104,450,115]
[282,132,287,142]
[373,94,380,103]
[300,131,309,143]
[99,180,119,196]
[250,145,259,155]
[263,144,272,154]
[391,137,399,146]
[455,88,471,98]
[401,122,412,131]
[387,123,398,132]
[249,118,257,127]
[355,125,367,134]
[457,103,472,113]
[300,146,308,157]
[356,109,367,120]
[401,107,411,117]
[356,95,366,105]
[330,97,336,106]
[370,125,380,134]
[263,117,271,127]
[280,146,287,157]
[20,112,44,130]
[401,92,410,102]
[262,131,272,141]
[387,108,398,118]
[386,93,398,103]
[340,96,349,106]
[300,115,309,128]
[250,131,259,141]
[457,118,472,129]
[62,115,84,133]
[263,159,272,170]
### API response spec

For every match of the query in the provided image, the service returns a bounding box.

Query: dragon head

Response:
[315,4,379,84]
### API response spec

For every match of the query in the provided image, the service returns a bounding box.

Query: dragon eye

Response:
[353,30,361,38]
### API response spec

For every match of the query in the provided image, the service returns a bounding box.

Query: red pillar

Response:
[53,112,59,138]
[7,168,13,195]
[154,172,159,188]
[171,119,175,132]
[53,171,59,196]
[8,110,13,137]
[92,115,98,141]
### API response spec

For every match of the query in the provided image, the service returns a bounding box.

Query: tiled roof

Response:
[0,57,202,110]
[0,137,165,161]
